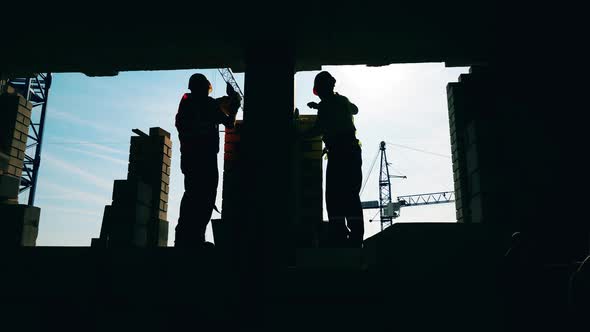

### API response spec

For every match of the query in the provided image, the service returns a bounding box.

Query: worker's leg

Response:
[325,153,350,247]
[193,155,219,244]
[345,145,364,247]
[175,158,200,247]
[175,153,218,247]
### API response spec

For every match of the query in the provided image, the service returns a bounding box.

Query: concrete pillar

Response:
[241,43,295,268]
[448,65,588,263]
[292,115,323,248]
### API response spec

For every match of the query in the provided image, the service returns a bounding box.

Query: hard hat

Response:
[313,71,336,95]
[189,73,213,94]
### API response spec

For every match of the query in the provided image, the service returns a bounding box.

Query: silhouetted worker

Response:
[175,73,241,248]
[305,71,364,247]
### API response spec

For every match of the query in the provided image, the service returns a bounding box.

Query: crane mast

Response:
[217,68,244,110]
[7,74,52,205]
[379,141,393,230]
[362,141,455,231]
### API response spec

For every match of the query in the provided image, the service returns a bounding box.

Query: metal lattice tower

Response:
[378,141,393,230]
[217,68,244,110]
[362,142,454,230]
[8,73,52,205]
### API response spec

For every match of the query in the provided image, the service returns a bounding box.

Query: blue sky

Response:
[25,64,468,246]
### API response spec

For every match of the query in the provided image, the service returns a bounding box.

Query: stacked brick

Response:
[293,115,323,247]
[93,127,171,248]
[219,117,324,248]
[0,91,40,247]
[219,120,243,248]
[447,67,504,225]
[447,77,469,223]
[0,94,31,179]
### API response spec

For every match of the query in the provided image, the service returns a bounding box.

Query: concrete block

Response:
[133,224,148,247]
[16,106,32,120]
[162,155,171,167]
[301,141,323,151]
[10,139,25,152]
[12,129,21,141]
[105,204,152,225]
[161,182,169,194]
[9,147,20,159]
[112,179,152,207]
[149,134,172,148]
[149,127,170,138]
[155,219,169,247]
[303,151,322,159]
[161,173,170,185]
[159,190,168,203]
[21,225,38,246]
[470,194,483,223]
[8,156,23,170]
[15,122,28,136]
[0,204,41,247]
[470,171,481,196]
[0,152,8,173]
[107,222,135,247]
[0,174,20,198]
[0,204,39,225]
[466,144,479,174]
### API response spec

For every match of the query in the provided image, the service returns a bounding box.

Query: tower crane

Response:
[6,73,52,205]
[361,141,455,231]
[217,68,244,110]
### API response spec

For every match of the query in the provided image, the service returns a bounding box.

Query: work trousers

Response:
[325,143,364,247]
[175,152,218,247]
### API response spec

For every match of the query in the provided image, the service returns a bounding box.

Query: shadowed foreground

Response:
[0,223,581,331]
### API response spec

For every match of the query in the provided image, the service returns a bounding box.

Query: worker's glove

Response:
[226,83,242,101]
[226,83,242,113]
[307,102,319,110]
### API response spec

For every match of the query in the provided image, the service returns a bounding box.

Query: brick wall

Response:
[94,127,171,248]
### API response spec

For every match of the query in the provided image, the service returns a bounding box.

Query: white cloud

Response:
[84,142,128,155]
[36,181,110,205]
[56,146,128,165]
[49,109,122,134]
[42,205,102,218]
[43,153,113,190]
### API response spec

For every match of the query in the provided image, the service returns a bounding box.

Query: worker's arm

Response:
[349,101,359,115]
[215,91,241,129]
[221,83,241,129]
[215,97,237,129]
[300,102,322,138]
[342,95,358,115]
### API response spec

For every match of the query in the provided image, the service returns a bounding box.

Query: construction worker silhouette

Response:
[306,71,364,247]
[175,73,241,248]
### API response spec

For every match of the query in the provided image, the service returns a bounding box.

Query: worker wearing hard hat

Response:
[305,71,364,248]
[175,73,241,248]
